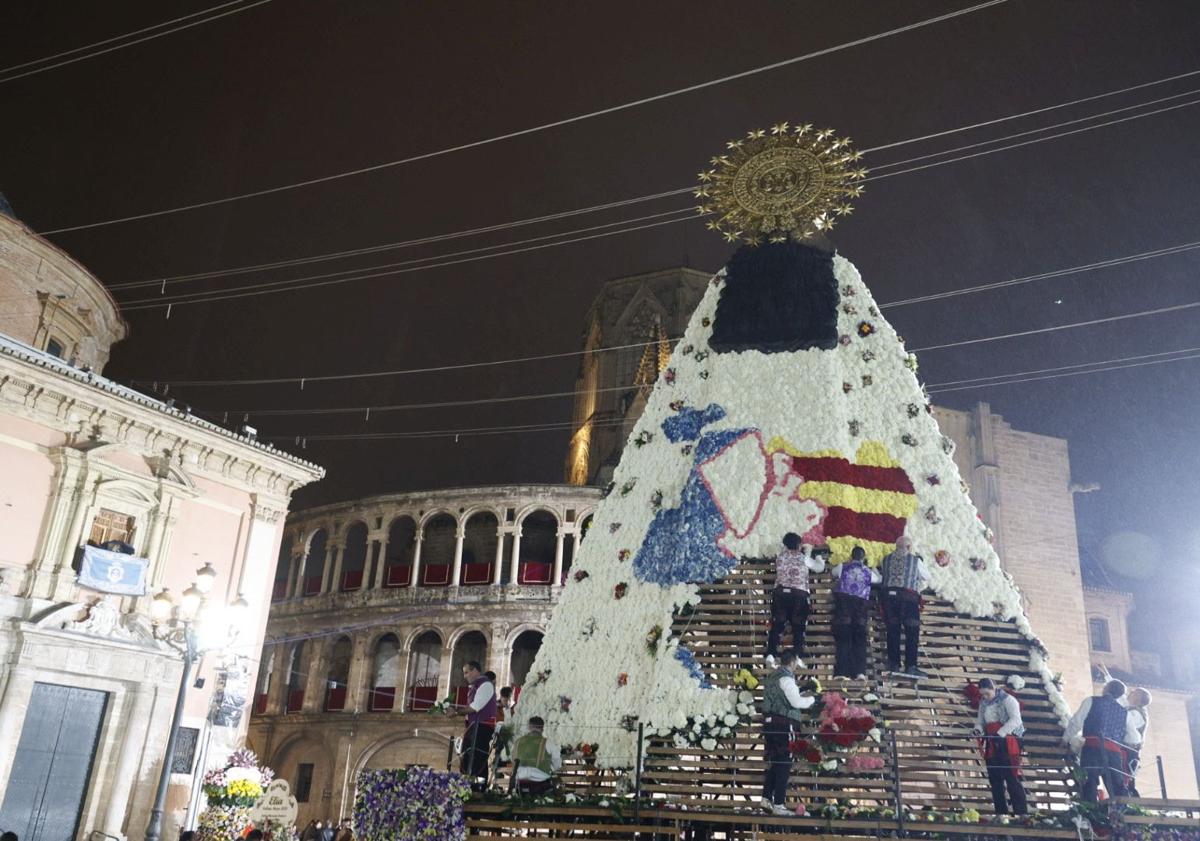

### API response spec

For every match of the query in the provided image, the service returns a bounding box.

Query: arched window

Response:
[420,514,457,586]
[518,510,558,585]
[383,516,416,588]
[324,637,353,711]
[509,631,544,690]
[450,631,488,707]
[340,522,369,591]
[370,634,401,711]
[273,535,293,601]
[254,646,275,713]
[407,631,443,711]
[1089,617,1112,652]
[286,641,308,713]
[462,512,499,585]
[302,530,328,596]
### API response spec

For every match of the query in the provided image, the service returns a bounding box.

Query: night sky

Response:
[3,1,1199,604]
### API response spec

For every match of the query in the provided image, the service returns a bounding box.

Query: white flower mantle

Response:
[519,255,1071,764]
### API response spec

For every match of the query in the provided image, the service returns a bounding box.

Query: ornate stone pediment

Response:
[31,597,160,646]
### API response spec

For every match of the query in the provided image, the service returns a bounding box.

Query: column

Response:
[508,528,522,585]
[290,547,306,598]
[410,535,424,588]
[324,543,343,594]
[369,535,388,587]
[391,647,411,714]
[366,538,383,590]
[302,642,328,713]
[436,645,455,703]
[552,529,566,586]
[492,529,505,585]
[284,550,298,599]
[345,636,371,713]
[450,528,465,587]
[103,683,156,837]
[266,646,289,714]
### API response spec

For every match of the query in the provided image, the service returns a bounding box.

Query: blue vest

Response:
[882,552,922,592]
[1083,695,1127,743]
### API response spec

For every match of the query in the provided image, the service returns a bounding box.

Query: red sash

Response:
[1084,735,1127,760]
[980,722,1023,775]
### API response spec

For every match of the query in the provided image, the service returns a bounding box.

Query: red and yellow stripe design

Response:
[767,438,918,566]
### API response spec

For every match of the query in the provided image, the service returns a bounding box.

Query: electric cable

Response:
[0,0,272,84]
[36,1,1006,234]
[107,70,1200,291]
[111,95,1200,311]
[254,345,1200,441]
[909,300,1200,353]
[126,235,1200,386]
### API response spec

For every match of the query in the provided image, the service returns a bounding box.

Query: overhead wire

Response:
[111,93,1200,311]
[107,69,1200,292]
[924,345,1200,389]
[926,349,1200,394]
[909,300,1200,352]
[35,0,1007,235]
[260,348,1200,444]
[126,233,1200,387]
[115,207,697,305]
[117,214,693,309]
[0,0,273,84]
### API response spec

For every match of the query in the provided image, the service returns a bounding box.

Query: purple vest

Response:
[467,677,497,728]
[836,561,873,600]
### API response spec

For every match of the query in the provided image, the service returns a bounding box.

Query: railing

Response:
[269,581,559,616]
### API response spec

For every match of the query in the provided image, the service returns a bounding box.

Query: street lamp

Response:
[143,563,249,841]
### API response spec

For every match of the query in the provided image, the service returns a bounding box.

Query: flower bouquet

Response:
[197,750,276,841]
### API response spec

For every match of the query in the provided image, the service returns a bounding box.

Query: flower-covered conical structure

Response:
[518,238,1070,767]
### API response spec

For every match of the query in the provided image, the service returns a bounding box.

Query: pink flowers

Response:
[845,754,885,772]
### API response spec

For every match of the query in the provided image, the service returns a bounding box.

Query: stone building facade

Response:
[247,485,600,825]
[0,208,324,841]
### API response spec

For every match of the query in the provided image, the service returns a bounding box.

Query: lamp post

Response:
[144,563,249,841]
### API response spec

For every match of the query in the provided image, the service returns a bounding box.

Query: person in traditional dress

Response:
[974,678,1028,815]
[512,716,562,795]
[760,649,817,816]
[454,661,496,790]
[1123,687,1152,796]
[765,533,825,669]
[1065,679,1130,801]
[830,546,880,680]
[880,536,931,678]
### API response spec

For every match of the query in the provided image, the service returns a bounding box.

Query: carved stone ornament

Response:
[33,597,159,646]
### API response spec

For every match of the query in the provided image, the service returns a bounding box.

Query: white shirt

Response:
[779,672,816,711]
[1064,697,1143,752]
[514,735,563,782]
[1126,707,1149,748]
[468,680,495,712]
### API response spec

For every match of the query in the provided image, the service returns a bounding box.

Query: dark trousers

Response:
[1081,745,1126,802]
[832,593,869,677]
[762,715,793,805]
[768,588,810,657]
[1125,749,1141,797]
[461,723,494,783]
[883,592,920,670]
[986,751,1028,814]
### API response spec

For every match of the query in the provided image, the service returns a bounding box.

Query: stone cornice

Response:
[0,339,324,497]
[289,484,601,526]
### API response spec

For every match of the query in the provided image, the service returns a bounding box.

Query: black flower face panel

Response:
[708,241,840,354]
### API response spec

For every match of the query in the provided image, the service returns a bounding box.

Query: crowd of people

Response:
[764,533,929,680]
[206,534,1151,824]
[759,533,1154,816]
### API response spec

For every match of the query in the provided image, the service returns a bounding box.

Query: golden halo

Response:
[695,123,867,245]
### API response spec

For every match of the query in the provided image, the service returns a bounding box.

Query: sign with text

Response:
[77,545,149,595]
[250,779,298,826]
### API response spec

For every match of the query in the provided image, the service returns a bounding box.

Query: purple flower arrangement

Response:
[353,767,471,841]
